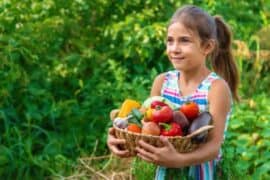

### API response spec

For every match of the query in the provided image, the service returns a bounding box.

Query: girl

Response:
[107,5,239,180]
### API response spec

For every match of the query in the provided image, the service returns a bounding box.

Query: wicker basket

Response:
[110,109,214,156]
[113,124,214,156]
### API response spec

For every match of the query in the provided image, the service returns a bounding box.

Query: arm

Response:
[150,73,166,96]
[136,79,231,167]
[178,79,231,166]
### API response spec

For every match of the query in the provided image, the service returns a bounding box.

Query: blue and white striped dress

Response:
[155,70,231,180]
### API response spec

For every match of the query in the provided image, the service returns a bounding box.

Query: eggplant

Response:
[188,112,212,143]
[172,111,190,135]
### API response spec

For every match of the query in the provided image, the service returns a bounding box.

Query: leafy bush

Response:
[224,94,270,179]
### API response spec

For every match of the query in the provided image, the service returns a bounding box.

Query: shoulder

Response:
[153,73,166,83]
[210,79,230,96]
[150,73,166,96]
[208,78,231,109]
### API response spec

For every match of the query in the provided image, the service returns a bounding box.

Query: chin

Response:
[172,64,184,70]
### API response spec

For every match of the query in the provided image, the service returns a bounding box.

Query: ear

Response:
[202,39,215,56]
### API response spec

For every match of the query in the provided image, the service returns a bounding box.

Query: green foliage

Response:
[0,0,269,179]
[131,158,156,180]
[131,95,270,179]
[225,94,270,179]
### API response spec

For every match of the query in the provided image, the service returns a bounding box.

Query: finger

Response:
[137,152,154,163]
[138,140,157,154]
[107,128,126,145]
[107,128,130,158]
[108,127,115,135]
[110,145,130,157]
[160,136,174,149]
[109,138,126,145]
[107,137,130,157]
[136,146,156,162]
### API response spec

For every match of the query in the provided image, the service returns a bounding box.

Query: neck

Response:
[179,66,210,85]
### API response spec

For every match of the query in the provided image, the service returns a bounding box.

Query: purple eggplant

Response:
[189,112,212,143]
[172,111,190,135]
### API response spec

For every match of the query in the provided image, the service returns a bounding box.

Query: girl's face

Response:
[166,22,208,71]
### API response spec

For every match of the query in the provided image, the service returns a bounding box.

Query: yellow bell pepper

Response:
[117,99,141,118]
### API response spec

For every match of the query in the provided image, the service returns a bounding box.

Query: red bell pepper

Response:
[150,100,168,109]
[152,105,173,123]
[160,122,183,136]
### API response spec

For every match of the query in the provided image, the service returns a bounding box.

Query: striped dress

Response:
[155,70,231,180]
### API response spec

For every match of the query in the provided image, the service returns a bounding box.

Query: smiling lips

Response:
[171,57,185,62]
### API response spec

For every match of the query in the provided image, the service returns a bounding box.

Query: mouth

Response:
[171,57,185,62]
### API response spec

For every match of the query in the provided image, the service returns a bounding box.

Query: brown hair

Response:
[169,5,240,101]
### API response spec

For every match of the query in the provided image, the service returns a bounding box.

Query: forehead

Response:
[167,22,197,38]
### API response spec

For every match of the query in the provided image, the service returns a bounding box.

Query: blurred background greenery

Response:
[0,0,269,179]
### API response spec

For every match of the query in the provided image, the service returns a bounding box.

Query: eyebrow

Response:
[167,34,192,38]
[166,35,193,40]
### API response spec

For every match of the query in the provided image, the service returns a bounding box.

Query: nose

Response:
[168,42,181,53]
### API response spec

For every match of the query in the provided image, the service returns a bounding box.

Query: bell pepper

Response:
[150,100,168,109]
[117,99,141,118]
[160,122,183,136]
[152,105,173,123]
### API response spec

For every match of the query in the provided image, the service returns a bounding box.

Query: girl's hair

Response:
[169,5,239,101]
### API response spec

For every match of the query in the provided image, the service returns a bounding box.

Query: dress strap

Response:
[196,72,220,92]
[161,70,182,106]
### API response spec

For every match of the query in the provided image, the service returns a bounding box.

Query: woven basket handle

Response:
[110,109,120,121]
[186,125,214,138]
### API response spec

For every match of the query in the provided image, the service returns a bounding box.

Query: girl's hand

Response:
[136,136,184,168]
[107,128,130,158]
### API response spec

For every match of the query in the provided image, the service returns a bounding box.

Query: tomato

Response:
[152,105,173,123]
[127,124,141,133]
[180,101,199,121]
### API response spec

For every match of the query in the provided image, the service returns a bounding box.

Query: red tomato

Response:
[180,102,199,121]
[127,124,141,133]
[152,105,173,123]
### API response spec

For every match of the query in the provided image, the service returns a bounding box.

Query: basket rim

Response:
[113,124,214,140]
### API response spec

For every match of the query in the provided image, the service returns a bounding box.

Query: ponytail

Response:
[212,16,240,101]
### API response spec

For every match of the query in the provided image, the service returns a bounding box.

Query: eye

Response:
[179,37,190,43]
[166,37,174,44]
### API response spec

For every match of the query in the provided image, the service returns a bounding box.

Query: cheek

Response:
[166,45,169,52]
[166,46,170,56]
[166,45,175,55]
